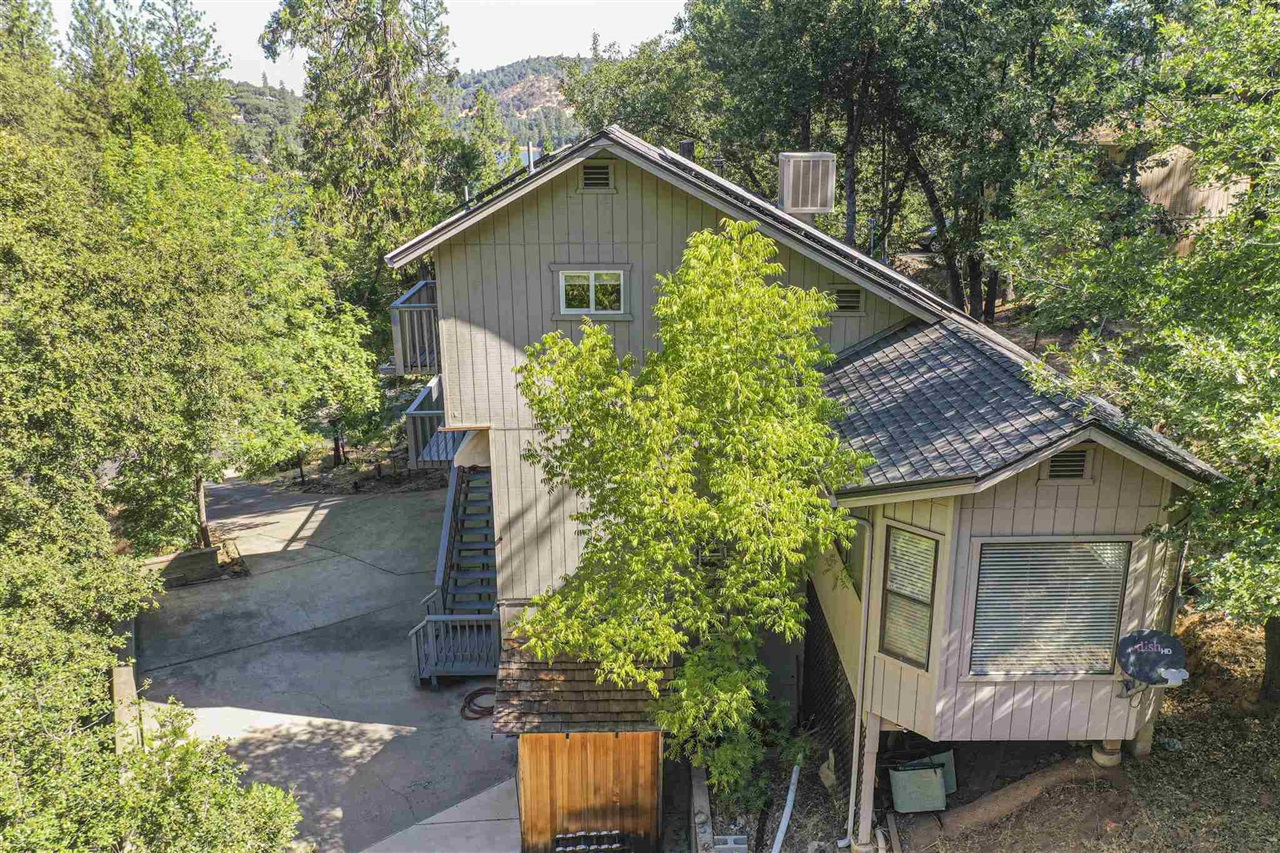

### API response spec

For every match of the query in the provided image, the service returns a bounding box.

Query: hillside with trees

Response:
[227,77,304,161]
[455,55,584,152]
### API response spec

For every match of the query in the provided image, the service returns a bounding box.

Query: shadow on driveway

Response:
[138,478,516,852]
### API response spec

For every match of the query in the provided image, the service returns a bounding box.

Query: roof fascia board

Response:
[1083,427,1198,490]
[836,425,1197,508]
[385,139,611,268]
[596,142,938,323]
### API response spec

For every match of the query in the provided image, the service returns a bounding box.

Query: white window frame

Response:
[961,535,1137,681]
[879,523,940,671]
[559,270,626,315]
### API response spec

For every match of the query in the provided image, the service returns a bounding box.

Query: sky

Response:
[49,0,685,93]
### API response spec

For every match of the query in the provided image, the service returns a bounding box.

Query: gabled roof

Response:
[385,126,958,324]
[824,320,1221,494]
[387,125,1218,493]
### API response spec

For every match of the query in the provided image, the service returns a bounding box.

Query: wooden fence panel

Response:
[518,731,662,853]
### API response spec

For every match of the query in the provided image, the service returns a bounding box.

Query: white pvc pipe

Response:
[770,764,802,853]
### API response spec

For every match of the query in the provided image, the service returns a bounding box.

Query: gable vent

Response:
[779,152,837,214]
[581,162,613,190]
[832,285,863,313]
[1047,449,1090,480]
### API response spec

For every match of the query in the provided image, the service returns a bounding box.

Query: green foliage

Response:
[227,78,304,162]
[985,0,1280,695]
[262,0,465,346]
[514,221,869,797]
[455,56,584,150]
[565,1,1170,312]
[0,6,377,845]
[140,0,230,128]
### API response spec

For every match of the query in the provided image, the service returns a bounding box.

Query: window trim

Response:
[961,535,1138,680]
[558,270,627,315]
[879,523,941,671]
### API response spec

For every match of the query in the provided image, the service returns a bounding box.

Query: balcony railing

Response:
[389,280,439,376]
[405,376,464,469]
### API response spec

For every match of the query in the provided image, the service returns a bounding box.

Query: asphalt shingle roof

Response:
[824,319,1220,490]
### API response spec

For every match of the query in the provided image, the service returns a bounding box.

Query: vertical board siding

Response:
[861,498,953,740]
[935,445,1176,742]
[437,156,911,603]
[518,731,662,853]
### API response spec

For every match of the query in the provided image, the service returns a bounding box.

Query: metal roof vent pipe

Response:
[678,139,696,161]
[779,151,837,226]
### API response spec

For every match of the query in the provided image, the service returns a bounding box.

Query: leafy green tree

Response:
[93,135,375,551]
[0,28,305,846]
[262,0,461,332]
[514,221,868,795]
[121,49,189,142]
[66,0,131,127]
[140,0,229,127]
[985,0,1280,701]
[467,87,508,188]
[566,1,1169,318]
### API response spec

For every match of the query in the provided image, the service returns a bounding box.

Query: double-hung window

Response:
[970,540,1130,675]
[880,527,938,669]
[560,270,624,314]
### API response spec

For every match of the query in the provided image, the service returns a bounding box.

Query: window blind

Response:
[970,541,1130,675]
[881,528,937,668]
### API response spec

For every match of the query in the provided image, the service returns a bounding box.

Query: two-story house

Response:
[383,126,1218,853]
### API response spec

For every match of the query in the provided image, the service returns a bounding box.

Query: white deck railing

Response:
[390,280,439,375]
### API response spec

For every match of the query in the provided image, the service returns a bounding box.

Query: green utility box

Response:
[888,761,946,813]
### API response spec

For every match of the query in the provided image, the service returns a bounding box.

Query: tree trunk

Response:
[332,431,345,467]
[195,474,212,549]
[894,126,965,308]
[1263,616,1280,704]
[966,254,983,320]
[983,268,1000,323]
[843,58,873,247]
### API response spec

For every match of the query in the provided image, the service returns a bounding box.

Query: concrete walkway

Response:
[363,778,520,852]
[138,478,516,853]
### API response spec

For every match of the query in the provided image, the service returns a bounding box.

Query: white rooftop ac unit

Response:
[778,152,837,215]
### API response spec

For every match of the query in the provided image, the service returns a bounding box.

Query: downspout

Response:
[841,513,878,846]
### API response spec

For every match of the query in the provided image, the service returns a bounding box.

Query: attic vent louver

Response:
[1047,449,1090,480]
[581,162,613,190]
[779,152,837,214]
[832,285,863,313]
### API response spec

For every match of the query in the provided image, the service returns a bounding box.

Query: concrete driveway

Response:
[138,478,516,853]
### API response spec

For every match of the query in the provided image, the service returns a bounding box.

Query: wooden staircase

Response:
[408,464,501,687]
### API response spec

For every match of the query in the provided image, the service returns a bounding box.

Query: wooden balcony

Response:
[389,280,439,375]
[404,376,465,469]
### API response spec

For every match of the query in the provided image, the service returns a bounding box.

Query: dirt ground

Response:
[934,610,1279,853]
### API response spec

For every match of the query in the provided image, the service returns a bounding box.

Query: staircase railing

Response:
[407,605,501,689]
[408,466,500,687]
[389,280,439,375]
[434,465,460,590]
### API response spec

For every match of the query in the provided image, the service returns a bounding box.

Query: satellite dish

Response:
[1117,630,1188,687]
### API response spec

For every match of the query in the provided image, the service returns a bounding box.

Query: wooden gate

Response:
[517,731,662,853]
